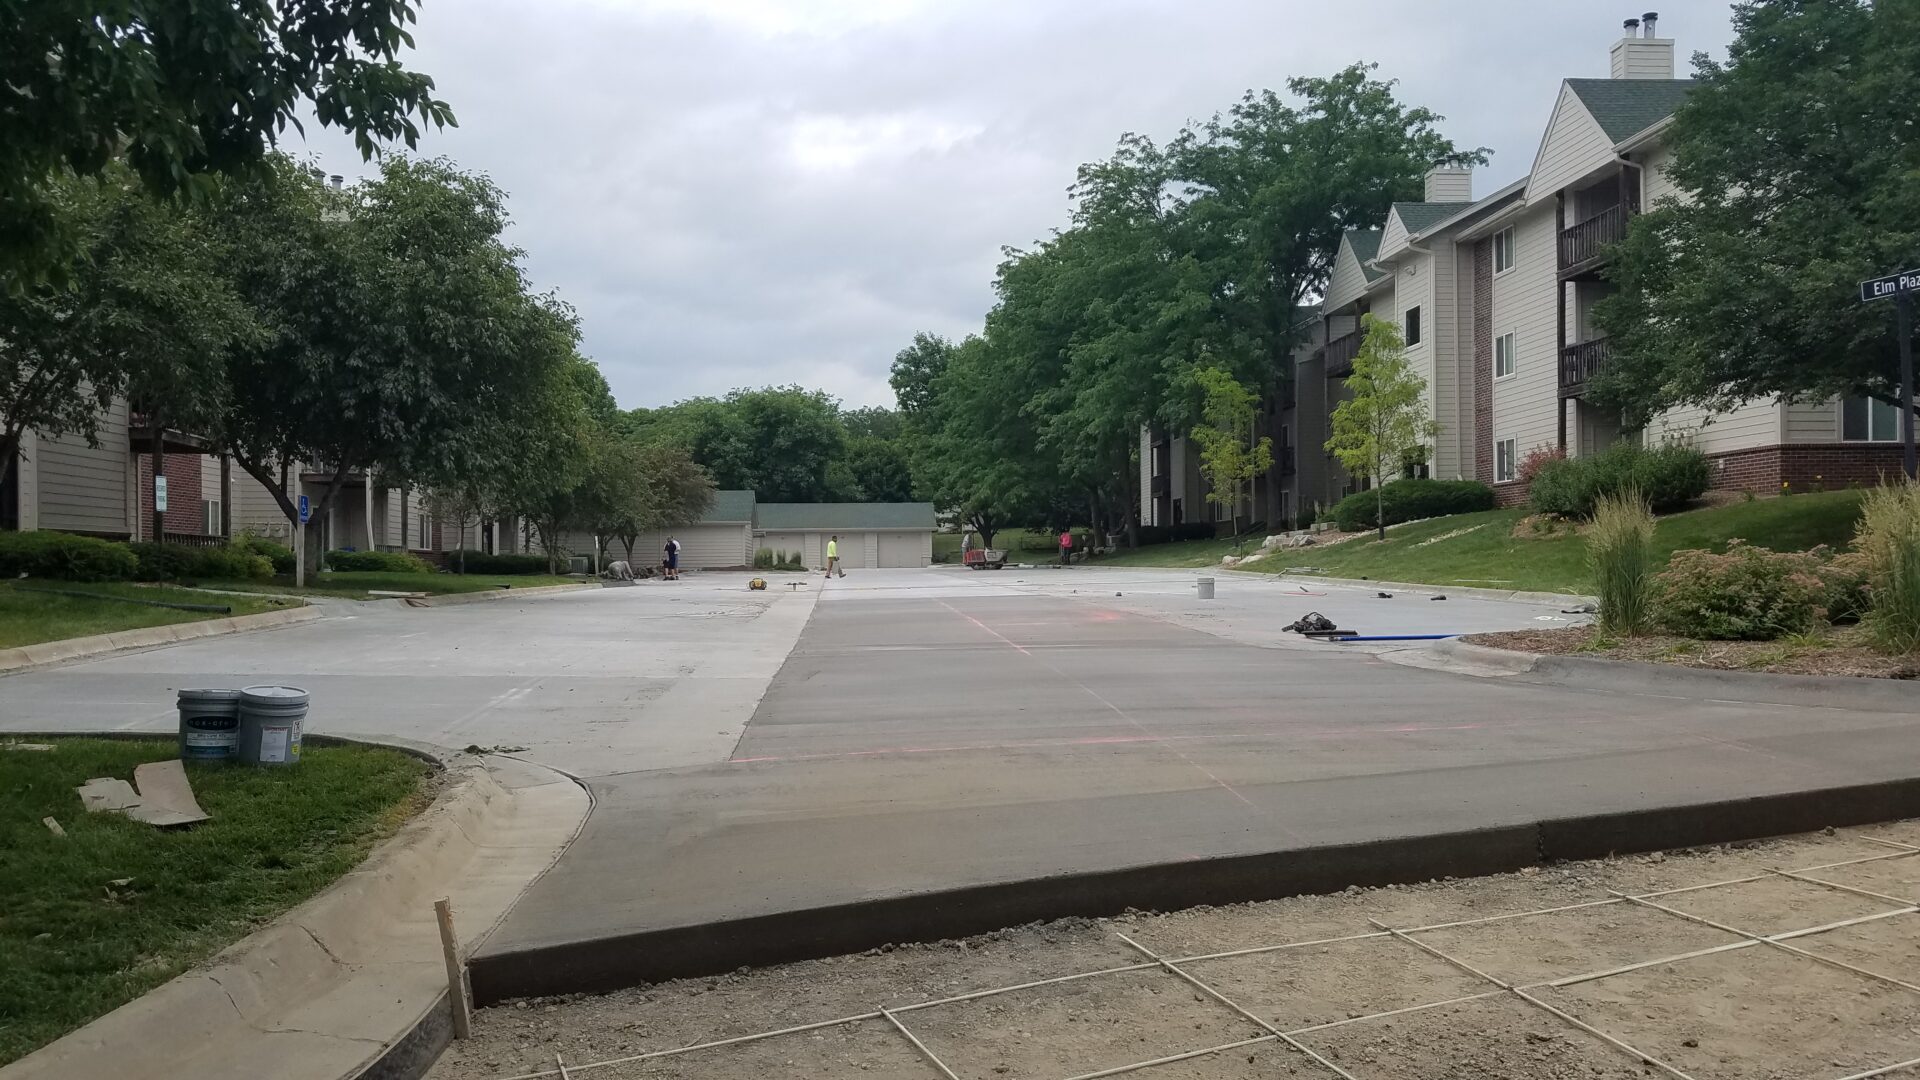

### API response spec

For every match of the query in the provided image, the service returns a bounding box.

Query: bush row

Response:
[129,542,273,581]
[444,549,551,575]
[1531,442,1709,518]
[1133,523,1220,546]
[0,530,140,582]
[1329,480,1495,532]
[325,549,434,574]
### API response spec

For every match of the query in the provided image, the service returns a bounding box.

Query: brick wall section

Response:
[135,452,206,536]
[1472,239,1494,485]
[1708,443,1910,493]
[1492,480,1529,507]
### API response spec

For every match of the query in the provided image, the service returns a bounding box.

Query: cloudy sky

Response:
[297,0,1735,412]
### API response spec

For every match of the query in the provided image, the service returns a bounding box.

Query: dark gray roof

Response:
[1391,202,1466,235]
[1566,78,1695,143]
[704,490,756,523]
[1345,229,1385,283]
[755,503,937,530]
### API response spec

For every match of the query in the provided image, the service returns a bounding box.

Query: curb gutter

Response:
[410,583,598,607]
[0,605,320,676]
[0,745,589,1080]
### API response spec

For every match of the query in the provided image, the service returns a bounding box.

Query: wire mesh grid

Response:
[491,836,1920,1080]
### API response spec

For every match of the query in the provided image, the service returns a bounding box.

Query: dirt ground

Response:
[433,820,1920,1080]
[1466,625,1920,680]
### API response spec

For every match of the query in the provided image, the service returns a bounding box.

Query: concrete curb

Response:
[1431,638,1920,712]
[0,739,589,1080]
[468,773,1920,1003]
[0,605,320,676]
[409,582,598,607]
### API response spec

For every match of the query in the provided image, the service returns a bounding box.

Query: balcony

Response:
[127,410,213,455]
[1558,203,1630,280]
[1559,337,1612,397]
[1150,474,1170,498]
[1276,446,1297,477]
[1323,331,1362,379]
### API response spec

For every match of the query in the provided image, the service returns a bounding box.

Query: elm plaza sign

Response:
[1858,267,1917,479]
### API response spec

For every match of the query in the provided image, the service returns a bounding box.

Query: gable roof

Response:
[755,502,936,530]
[1565,78,1695,143]
[1390,202,1466,235]
[704,490,756,523]
[1346,229,1384,283]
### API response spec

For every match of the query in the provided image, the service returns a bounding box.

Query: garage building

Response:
[754,502,935,569]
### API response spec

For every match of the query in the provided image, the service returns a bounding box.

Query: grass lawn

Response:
[0,583,294,650]
[191,571,581,601]
[1094,490,1867,594]
[0,737,427,1064]
[1092,533,1264,569]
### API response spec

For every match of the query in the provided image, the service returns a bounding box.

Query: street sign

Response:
[154,475,168,513]
[1860,268,1920,303]
[297,495,311,525]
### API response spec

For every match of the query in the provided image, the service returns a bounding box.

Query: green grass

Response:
[933,528,1079,563]
[0,583,294,649]
[194,571,581,600]
[0,738,427,1064]
[1093,533,1261,568]
[1098,490,1868,594]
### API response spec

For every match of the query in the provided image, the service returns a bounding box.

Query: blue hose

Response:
[1330,633,1458,642]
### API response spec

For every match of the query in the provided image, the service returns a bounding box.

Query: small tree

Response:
[1190,368,1271,537]
[422,486,486,574]
[1325,313,1441,539]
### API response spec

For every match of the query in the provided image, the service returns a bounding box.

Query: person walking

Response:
[664,535,681,580]
[1058,529,1073,566]
[824,535,845,578]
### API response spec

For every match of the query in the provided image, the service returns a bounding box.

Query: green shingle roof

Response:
[1391,202,1465,235]
[1566,78,1695,143]
[754,503,936,530]
[1346,229,1384,283]
[704,490,757,522]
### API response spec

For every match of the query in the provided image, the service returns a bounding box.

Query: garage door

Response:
[761,532,809,568]
[877,532,926,567]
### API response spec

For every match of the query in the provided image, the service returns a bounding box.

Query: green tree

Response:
[621,443,715,563]
[1593,0,1920,429]
[888,334,954,423]
[1191,368,1272,537]
[1325,314,1440,539]
[4,0,454,282]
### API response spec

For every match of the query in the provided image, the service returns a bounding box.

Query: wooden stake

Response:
[434,897,472,1039]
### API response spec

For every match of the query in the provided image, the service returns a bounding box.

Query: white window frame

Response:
[1841,395,1901,442]
[1492,227,1515,276]
[202,499,222,535]
[1495,438,1517,483]
[1494,332,1516,380]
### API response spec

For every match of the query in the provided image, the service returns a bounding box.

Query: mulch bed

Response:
[1464,625,1920,680]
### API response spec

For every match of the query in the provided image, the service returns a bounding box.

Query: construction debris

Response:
[43,817,66,838]
[76,760,210,828]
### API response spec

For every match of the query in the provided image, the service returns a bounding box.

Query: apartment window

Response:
[1495,438,1517,483]
[1404,306,1422,346]
[1494,332,1516,379]
[1492,227,1515,275]
[201,500,222,536]
[1843,396,1901,442]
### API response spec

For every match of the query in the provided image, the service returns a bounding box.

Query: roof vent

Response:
[1623,17,1640,34]
[1642,11,1659,37]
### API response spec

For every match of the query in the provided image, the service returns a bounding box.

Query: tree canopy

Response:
[1593,0,1920,423]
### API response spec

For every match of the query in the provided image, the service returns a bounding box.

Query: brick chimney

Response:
[1423,164,1473,204]
[1611,11,1675,79]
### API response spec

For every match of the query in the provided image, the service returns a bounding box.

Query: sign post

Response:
[295,495,312,588]
[1859,268,1919,480]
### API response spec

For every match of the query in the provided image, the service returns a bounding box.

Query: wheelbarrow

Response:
[962,547,1007,570]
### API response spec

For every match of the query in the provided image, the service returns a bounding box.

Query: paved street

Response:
[7,567,1920,980]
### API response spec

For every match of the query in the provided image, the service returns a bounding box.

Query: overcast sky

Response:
[297,0,1735,412]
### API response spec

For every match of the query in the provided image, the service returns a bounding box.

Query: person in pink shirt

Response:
[1058,529,1073,566]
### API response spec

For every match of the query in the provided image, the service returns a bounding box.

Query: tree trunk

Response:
[1375,480,1386,541]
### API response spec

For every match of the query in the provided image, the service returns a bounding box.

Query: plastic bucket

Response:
[177,688,242,762]
[1197,576,1215,600]
[238,685,310,766]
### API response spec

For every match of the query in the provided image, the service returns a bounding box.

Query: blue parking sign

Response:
[298,495,311,525]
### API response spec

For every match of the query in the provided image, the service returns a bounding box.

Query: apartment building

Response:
[1151,13,1910,531]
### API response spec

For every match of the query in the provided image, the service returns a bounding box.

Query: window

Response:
[202,499,222,536]
[1495,438,1517,483]
[1495,332,1516,378]
[1843,396,1901,442]
[1492,227,1515,275]
[1404,306,1422,346]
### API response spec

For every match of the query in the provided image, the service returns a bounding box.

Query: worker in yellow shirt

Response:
[824,535,845,578]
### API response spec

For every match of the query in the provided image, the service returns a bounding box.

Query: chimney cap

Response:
[1642,11,1659,37]
[1623,17,1639,31]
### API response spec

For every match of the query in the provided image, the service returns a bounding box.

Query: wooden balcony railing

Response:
[161,532,227,548]
[1558,203,1630,275]
[1324,332,1362,378]
[1559,337,1612,395]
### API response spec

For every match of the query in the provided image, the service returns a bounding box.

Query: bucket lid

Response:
[178,688,242,702]
[240,684,310,707]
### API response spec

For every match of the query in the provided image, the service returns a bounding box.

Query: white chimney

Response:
[1423,164,1472,204]
[1611,11,1674,79]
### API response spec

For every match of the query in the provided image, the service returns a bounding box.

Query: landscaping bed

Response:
[0,737,429,1064]
[1465,625,1920,680]
[0,582,296,649]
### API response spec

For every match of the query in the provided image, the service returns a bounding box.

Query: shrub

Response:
[1816,550,1874,625]
[1295,506,1318,531]
[1529,441,1709,518]
[446,550,551,575]
[236,534,297,576]
[130,542,273,581]
[753,547,776,569]
[326,549,434,573]
[1329,479,1496,532]
[1649,541,1825,640]
[0,531,140,582]
[1857,481,1920,653]
[1588,490,1655,636]
[1517,443,1565,486]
